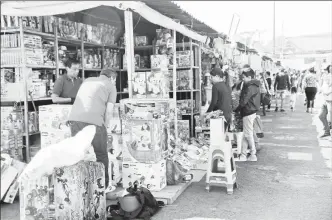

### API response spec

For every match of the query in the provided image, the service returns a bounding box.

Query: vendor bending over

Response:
[207,67,232,130]
[52,58,82,104]
[67,68,117,187]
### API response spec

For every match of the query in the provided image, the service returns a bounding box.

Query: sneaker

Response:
[319,133,331,138]
[291,107,293,111]
[247,154,258,161]
[280,109,285,112]
[275,107,279,112]
[238,154,247,161]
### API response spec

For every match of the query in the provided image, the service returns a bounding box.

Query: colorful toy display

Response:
[122,160,167,191]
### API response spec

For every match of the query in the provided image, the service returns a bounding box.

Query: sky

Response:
[174,1,332,44]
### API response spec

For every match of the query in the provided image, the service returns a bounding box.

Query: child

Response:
[235,68,261,161]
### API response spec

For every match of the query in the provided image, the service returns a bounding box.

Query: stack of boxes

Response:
[0,107,24,161]
[120,99,176,191]
[38,105,72,149]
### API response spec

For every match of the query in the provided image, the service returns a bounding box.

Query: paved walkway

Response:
[153,93,332,220]
[1,94,331,220]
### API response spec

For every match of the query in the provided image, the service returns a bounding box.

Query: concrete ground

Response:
[1,93,331,220]
[152,93,332,220]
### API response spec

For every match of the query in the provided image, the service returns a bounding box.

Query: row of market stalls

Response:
[0,1,279,219]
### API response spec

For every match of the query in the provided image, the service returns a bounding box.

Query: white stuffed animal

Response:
[18,125,96,182]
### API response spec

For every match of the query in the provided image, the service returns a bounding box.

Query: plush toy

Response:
[18,125,96,182]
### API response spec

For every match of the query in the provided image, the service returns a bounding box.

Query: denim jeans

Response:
[69,121,109,186]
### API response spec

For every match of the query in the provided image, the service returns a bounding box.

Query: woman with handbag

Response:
[259,72,271,116]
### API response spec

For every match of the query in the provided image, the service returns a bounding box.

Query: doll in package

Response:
[132,72,147,98]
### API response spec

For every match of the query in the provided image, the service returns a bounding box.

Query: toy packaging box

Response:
[1,107,24,132]
[146,70,170,99]
[23,111,39,134]
[177,100,196,114]
[53,161,106,220]
[122,118,165,164]
[107,133,122,159]
[108,153,122,186]
[2,159,26,204]
[176,50,191,67]
[120,98,176,121]
[38,104,72,132]
[151,55,168,70]
[40,129,71,148]
[122,160,167,192]
[131,72,147,99]
[19,176,51,220]
[1,130,23,161]
[106,103,121,135]
[0,83,24,100]
[135,36,149,46]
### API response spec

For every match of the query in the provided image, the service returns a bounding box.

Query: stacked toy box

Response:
[119,99,176,191]
[38,105,72,149]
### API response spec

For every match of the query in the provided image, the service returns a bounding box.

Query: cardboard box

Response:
[1,166,18,200]
[23,112,39,134]
[151,55,168,70]
[53,161,106,219]
[1,107,24,131]
[135,36,148,46]
[3,159,26,203]
[131,72,147,99]
[122,160,166,191]
[19,176,50,220]
[38,105,72,132]
[146,70,170,99]
[40,130,71,148]
[120,98,175,121]
[122,119,165,164]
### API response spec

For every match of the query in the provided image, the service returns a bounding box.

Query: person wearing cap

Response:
[52,57,83,104]
[274,68,291,112]
[67,68,118,188]
[318,65,332,138]
[207,67,232,129]
[303,67,318,113]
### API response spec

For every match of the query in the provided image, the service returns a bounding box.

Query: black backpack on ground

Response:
[107,182,164,220]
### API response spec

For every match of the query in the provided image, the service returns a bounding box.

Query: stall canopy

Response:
[1,1,209,43]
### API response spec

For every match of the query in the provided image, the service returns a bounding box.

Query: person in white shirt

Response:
[318,65,332,138]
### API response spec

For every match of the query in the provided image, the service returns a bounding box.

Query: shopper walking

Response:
[52,58,83,104]
[303,67,318,113]
[207,67,232,130]
[274,69,291,112]
[259,72,270,116]
[67,68,117,187]
[290,72,299,111]
[265,71,272,111]
[318,65,332,138]
[235,68,261,161]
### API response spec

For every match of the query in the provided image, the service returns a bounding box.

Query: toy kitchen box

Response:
[38,104,72,132]
[121,117,167,164]
[122,159,167,192]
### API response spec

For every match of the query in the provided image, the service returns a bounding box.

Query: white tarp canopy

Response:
[1,1,207,43]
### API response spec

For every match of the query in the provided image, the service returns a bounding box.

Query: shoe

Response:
[275,107,279,112]
[105,185,116,194]
[306,109,309,113]
[266,109,270,112]
[291,107,293,111]
[319,133,331,138]
[247,154,258,161]
[238,154,247,161]
[280,109,285,112]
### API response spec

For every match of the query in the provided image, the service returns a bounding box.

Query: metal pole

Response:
[124,10,134,98]
[190,38,194,137]
[54,18,59,79]
[19,17,30,162]
[173,29,178,142]
[273,1,276,56]
[81,30,85,80]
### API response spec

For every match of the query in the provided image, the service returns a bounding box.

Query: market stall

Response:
[1,1,223,216]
